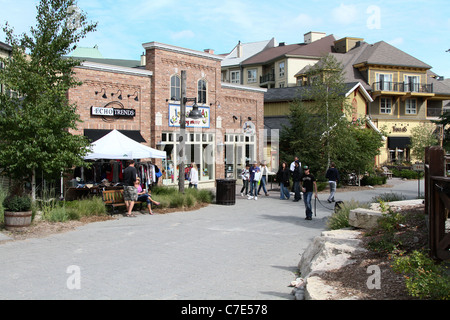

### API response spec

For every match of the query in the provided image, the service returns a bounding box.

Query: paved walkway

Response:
[0,178,423,300]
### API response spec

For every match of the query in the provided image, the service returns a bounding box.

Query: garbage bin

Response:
[216,179,236,205]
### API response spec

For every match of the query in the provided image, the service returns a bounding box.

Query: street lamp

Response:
[184,97,202,119]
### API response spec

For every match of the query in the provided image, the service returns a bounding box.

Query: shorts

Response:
[123,186,138,201]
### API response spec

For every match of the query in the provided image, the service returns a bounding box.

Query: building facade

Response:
[68,42,266,188]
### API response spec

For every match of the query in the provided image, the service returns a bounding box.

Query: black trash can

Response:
[216,179,236,205]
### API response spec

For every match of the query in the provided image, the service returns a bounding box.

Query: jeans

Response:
[280,182,290,200]
[328,181,337,202]
[258,176,267,194]
[293,181,301,200]
[240,180,249,195]
[249,181,258,197]
[303,191,313,218]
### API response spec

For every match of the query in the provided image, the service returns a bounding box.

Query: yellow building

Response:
[260,37,450,166]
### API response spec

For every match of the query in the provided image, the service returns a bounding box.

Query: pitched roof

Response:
[353,41,431,69]
[241,35,336,66]
[0,41,12,52]
[222,38,277,67]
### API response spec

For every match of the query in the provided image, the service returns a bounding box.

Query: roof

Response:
[0,41,12,52]
[242,35,336,66]
[70,45,104,59]
[222,38,277,67]
[353,41,431,69]
[72,56,142,68]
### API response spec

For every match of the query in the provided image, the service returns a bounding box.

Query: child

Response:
[240,164,250,197]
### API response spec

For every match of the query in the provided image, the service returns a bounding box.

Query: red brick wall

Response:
[68,66,152,144]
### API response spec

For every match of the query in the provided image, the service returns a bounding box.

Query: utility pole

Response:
[179,70,186,193]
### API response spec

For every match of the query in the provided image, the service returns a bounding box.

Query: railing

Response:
[425,146,450,261]
[373,81,433,93]
[260,73,275,84]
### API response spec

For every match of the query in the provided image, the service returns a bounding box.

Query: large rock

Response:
[297,229,366,300]
[348,208,383,229]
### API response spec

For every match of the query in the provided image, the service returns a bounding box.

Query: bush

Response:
[372,192,406,203]
[151,186,214,209]
[3,195,32,212]
[361,175,387,186]
[327,200,370,230]
[43,197,107,222]
[391,250,450,300]
[392,169,422,180]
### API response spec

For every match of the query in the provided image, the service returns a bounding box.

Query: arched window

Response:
[198,79,207,104]
[170,75,181,101]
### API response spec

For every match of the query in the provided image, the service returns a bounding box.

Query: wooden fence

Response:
[425,146,450,260]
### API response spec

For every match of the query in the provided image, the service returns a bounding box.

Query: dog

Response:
[334,201,344,213]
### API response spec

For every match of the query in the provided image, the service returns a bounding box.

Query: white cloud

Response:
[388,37,404,46]
[332,3,358,25]
[170,30,195,41]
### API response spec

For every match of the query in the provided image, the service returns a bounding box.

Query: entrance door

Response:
[225,144,245,179]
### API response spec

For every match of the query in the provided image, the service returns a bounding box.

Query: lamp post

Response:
[178,71,203,193]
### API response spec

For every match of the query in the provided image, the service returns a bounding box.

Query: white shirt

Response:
[189,167,199,185]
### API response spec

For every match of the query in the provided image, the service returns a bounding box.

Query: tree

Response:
[0,0,97,200]
[410,123,439,162]
[280,54,384,179]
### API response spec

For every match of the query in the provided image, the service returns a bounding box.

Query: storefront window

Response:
[160,131,215,185]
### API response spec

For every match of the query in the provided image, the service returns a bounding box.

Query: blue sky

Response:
[1,0,450,77]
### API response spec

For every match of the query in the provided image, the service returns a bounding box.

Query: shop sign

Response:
[168,104,210,128]
[91,106,136,117]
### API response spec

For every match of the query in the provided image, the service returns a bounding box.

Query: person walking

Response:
[123,160,138,217]
[292,161,302,202]
[300,165,318,220]
[325,162,339,203]
[290,156,299,194]
[276,162,290,200]
[257,161,269,196]
[189,162,199,189]
[240,164,250,197]
[248,161,260,200]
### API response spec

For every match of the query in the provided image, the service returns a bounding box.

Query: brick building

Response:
[68,42,266,187]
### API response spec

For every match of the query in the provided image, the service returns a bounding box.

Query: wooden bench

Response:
[102,189,144,215]
[381,166,393,179]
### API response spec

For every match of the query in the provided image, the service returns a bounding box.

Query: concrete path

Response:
[0,178,423,300]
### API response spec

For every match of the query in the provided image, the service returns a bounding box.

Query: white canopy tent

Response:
[84,129,166,160]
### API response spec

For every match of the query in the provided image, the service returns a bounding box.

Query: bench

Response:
[381,166,393,179]
[102,189,144,215]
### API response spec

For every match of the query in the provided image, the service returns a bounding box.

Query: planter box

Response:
[4,211,32,230]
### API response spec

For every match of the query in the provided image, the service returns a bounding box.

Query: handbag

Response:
[254,171,261,182]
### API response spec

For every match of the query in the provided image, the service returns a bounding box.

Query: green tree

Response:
[280,54,384,179]
[0,0,97,200]
[410,123,439,162]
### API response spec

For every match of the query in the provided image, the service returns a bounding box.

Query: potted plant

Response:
[3,195,33,230]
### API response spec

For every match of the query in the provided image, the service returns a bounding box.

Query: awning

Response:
[84,129,146,143]
[388,137,411,149]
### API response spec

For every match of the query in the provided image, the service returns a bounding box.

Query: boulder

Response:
[348,208,383,229]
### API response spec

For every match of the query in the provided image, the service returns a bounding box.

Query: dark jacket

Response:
[276,167,290,185]
[292,166,302,182]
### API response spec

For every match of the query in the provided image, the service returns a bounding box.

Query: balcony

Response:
[372,81,434,97]
[260,72,275,87]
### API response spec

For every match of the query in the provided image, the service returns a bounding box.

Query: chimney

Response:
[204,49,215,54]
[279,42,285,47]
[304,31,326,44]
[236,41,242,58]
[140,52,146,66]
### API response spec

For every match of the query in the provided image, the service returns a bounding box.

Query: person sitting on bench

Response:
[135,178,160,215]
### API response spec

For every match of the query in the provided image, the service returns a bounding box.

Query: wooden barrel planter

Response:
[4,211,32,230]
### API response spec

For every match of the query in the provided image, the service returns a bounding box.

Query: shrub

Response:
[391,250,450,300]
[327,200,370,230]
[372,192,406,203]
[361,175,387,186]
[3,195,32,212]
[392,169,422,180]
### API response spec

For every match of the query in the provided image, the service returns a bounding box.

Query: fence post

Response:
[425,146,445,259]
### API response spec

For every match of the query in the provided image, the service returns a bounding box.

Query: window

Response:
[231,71,240,84]
[380,98,392,114]
[170,75,181,101]
[279,62,285,78]
[404,75,420,92]
[198,79,207,104]
[405,99,417,114]
[376,73,393,91]
[247,69,257,83]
